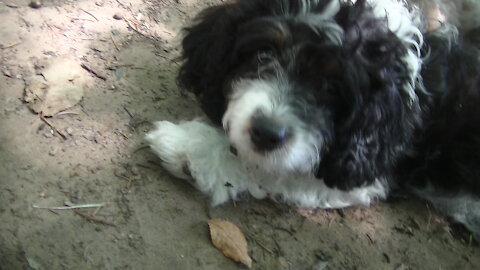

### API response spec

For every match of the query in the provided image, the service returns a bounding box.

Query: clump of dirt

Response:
[0,1,479,269]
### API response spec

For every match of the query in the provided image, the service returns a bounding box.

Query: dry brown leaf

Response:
[24,56,88,116]
[208,218,252,268]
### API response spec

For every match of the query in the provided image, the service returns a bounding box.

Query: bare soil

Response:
[0,0,479,269]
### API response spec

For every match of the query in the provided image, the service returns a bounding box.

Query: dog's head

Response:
[179,0,424,189]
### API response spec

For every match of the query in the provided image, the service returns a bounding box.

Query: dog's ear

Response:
[178,4,240,125]
[318,129,385,190]
[313,0,420,190]
[317,55,416,190]
[319,98,414,190]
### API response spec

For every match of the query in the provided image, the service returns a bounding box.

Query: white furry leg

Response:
[145,121,386,209]
[145,120,267,206]
[145,121,193,180]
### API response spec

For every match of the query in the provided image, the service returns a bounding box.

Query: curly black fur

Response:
[178,0,480,198]
[398,33,480,194]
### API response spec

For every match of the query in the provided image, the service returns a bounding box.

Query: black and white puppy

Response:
[146,0,480,237]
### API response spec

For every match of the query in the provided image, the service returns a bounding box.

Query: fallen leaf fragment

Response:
[24,56,87,116]
[208,218,252,268]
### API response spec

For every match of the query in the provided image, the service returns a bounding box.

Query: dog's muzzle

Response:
[249,114,291,152]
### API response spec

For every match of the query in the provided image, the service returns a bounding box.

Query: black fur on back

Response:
[398,29,480,195]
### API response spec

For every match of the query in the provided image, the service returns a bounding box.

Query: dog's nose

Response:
[249,115,290,151]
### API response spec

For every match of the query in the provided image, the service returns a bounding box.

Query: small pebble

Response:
[29,0,42,8]
[65,127,74,136]
[2,69,12,78]
[131,166,139,176]
[43,51,56,56]
[49,147,58,156]
[113,13,124,20]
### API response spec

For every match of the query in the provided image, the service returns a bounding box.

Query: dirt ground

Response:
[0,0,479,269]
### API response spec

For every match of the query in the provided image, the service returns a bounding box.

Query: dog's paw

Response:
[145,121,193,180]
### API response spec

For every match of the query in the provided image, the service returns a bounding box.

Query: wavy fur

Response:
[148,0,480,238]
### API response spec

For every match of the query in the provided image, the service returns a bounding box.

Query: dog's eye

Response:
[256,49,276,64]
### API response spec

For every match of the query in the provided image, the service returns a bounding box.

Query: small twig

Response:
[45,23,64,31]
[136,163,153,170]
[33,203,104,210]
[54,111,80,117]
[80,63,107,80]
[79,103,91,117]
[147,160,163,168]
[125,177,134,189]
[74,211,116,227]
[5,3,20,8]
[92,206,102,217]
[133,145,150,153]
[1,41,22,49]
[366,233,375,245]
[125,18,141,33]
[66,16,95,22]
[48,209,60,215]
[114,170,129,180]
[106,64,134,70]
[115,0,128,9]
[40,114,67,140]
[80,8,99,22]
[273,226,295,236]
[114,170,136,189]
[123,106,133,118]
[110,34,120,51]
[124,18,149,38]
[254,239,274,254]
[114,130,129,140]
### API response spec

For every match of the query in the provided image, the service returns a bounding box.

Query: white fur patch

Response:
[223,79,321,174]
[146,120,387,208]
[295,0,344,45]
[368,0,424,101]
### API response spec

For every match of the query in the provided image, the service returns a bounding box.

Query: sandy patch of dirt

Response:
[0,0,478,269]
